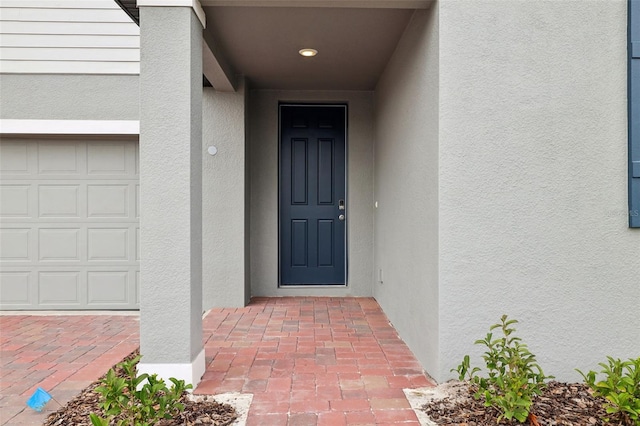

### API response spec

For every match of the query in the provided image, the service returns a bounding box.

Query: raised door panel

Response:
[280,105,346,285]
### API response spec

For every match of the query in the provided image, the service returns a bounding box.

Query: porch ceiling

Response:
[124,1,430,90]
[203,6,416,90]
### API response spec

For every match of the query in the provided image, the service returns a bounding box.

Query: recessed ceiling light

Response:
[299,48,318,57]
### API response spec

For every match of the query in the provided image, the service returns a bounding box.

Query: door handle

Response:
[339,214,345,221]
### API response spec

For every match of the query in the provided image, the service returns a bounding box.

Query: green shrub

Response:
[89,355,192,426]
[452,315,552,423]
[578,356,640,425]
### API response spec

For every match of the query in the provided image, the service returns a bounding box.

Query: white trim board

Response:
[137,348,206,387]
[0,119,140,135]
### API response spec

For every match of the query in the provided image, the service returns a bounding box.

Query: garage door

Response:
[0,138,139,310]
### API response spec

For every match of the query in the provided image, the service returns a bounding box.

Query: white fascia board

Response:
[137,0,206,27]
[0,120,140,135]
[199,0,432,7]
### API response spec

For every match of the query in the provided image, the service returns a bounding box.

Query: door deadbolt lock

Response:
[339,199,345,210]
[339,214,345,221]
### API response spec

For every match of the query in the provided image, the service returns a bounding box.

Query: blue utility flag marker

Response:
[26,387,52,412]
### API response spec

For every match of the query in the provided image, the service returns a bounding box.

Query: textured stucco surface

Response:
[244,82,251,304]
[437,0,640,382]
[139,6,203,364]
[202,81,248,309]
[374,6,440,378]
[249,90,374,297]
[0,74,139,120]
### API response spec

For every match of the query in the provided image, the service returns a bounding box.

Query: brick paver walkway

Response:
[0,298,434,426]
[197,297,434,425]
[0,314,139,425]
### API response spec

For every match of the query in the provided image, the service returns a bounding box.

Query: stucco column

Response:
[137,2,205,386]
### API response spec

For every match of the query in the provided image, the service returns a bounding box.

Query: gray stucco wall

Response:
[0,74,139,120]
[373,6,440,378]
[244,83,251,303]
[138,6,203,364]
[249,90,374,297]
[438,0,640,381]
[202,81,248,309]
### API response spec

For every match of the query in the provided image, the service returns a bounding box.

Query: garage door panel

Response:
[87,143,131,175]
[0,266,140,309]
[38,228,80,261]
[88,228,129,261]
[0,272,31,305]
[38,184,80,217]
[135,227,140,261]
[134,145,139,175]
[37,143,80,174]
[1,185,31,217]
[38,271,81,305]
[0,228,31,260]
[87,184,129,217]
[87,271,129,305]
[135,184,140,218]
[0,142,29,173]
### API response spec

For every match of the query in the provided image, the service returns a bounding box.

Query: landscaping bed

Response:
[420,315,639,426]
[43,350,237,426]
[421,380,611,425]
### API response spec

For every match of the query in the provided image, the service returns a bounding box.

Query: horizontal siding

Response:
[1,1,120,8]
[0,0,140,75]
[1,21,139,36]
[1,8,133,22]
[0,61,139,74]
[1,47,139,61]
[1,34,140,48]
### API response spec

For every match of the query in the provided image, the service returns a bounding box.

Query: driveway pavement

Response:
[0,313,139,425]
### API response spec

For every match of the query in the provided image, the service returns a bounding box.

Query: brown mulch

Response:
[422,381,619,426]
[43,350,237,426]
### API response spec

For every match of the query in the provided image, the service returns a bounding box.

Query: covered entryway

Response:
[279,104,347,286]
[0,138,139,310]
[116,0,436,387]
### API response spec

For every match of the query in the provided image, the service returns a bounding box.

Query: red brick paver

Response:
[0,314,139,425]
[0,298,434,426]
[197,297,435,425]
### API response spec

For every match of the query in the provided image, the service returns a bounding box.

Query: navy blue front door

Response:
[280,105,346,285]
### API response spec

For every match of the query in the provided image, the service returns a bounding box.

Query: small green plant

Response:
[577,356,640,426]
[451,354,481,381]
[89,355,192,426]
[452,315,552,423]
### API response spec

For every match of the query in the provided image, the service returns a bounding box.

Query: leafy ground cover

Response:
[431,315,638,425]
[43,350,237,426]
